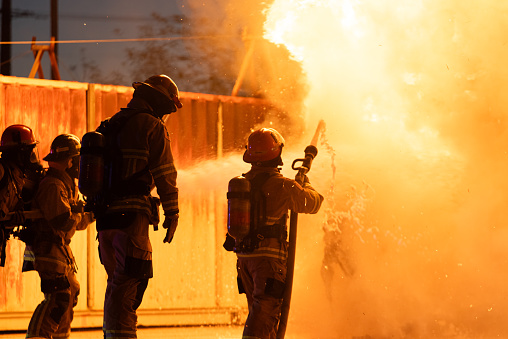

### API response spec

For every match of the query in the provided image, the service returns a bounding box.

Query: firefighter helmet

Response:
[0,124,38,152]
[243,128,285,163]
[43,134,81,162]
[132,74,183,109]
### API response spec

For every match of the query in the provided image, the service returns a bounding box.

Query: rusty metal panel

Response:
[167,97,219,168]
[0,76,89,317]
[221,98,272,154]
[166,94,215,168]
[0,76,88,160]
[188,99,219,162]
[90,84,133,129]
[0,240,36,313]
[170,95,193,167]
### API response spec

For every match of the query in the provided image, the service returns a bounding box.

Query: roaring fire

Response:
[263,0,449,155]
[262,0,508,338]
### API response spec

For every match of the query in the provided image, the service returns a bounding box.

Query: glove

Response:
[295,172,310,186]
[71,200,86,214]
[76,212,94,231]
[223,233,236,252]
[163,213,179,244]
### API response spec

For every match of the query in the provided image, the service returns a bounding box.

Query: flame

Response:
[264,0,364,61]
[263,0,453,158]
[262,0,508,338]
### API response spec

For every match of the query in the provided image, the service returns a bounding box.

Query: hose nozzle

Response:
[291,120,325,184]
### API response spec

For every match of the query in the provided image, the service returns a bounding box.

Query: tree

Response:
[113,12,243,95]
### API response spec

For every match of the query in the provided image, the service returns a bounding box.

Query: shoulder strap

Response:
[233,172,277,253]
[97,108,150,135]
[248,172,274,233]
[97,109,151,196]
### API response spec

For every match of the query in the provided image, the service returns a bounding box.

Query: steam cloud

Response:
[188,1,508,338]
[262,1,508,338]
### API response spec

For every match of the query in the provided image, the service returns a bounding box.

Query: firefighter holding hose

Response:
[226,127,324,339]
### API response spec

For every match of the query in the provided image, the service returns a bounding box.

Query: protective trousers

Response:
[26,267,80,339]
[237,255,287,339]
[98,213,152,339]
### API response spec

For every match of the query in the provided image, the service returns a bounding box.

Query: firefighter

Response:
[25,134,93,339]
[0,124,42,266]
[231,128,324,339]
[94,74,182,339]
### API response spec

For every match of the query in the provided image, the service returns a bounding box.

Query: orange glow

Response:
[262,0,508,338]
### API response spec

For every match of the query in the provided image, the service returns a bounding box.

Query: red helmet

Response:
[0,124,38,151]
[243,128,285,163]
[132,74,183,109]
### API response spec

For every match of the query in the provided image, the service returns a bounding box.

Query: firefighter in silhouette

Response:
[25,134,93,339]
[91,74,182,339]
[0,124,43,266]
[226,128,324,339]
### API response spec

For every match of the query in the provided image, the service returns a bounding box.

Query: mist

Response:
[261,0,508,338]
[185,0,508,337]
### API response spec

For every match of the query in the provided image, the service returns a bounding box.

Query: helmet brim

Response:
[43,153,59,162]
[132,81,183,109]
[43,152,79,162]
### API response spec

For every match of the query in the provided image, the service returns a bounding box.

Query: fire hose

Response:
[276,120,326,339]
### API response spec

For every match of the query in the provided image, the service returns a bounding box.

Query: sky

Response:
[7,0,186,84]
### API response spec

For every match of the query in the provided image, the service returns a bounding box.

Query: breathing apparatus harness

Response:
[226,171,287,253]
[79,108,155,221]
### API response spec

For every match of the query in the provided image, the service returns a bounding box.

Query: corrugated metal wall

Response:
[0,75,276,331]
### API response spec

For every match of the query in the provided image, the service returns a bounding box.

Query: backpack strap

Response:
[97,109,151,196]
[249,172,272,232]
[235,172,281,253]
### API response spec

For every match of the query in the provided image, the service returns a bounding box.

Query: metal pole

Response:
[1,0,12,75]
[231,28,255,96]
[50,0,58,80]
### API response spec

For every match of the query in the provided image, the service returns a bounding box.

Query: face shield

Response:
[13,145,42,173]
[29,146,40,166]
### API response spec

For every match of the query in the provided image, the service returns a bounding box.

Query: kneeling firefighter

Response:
[25,134,94,339]
[82,74,182,339]
[225,128,324,339]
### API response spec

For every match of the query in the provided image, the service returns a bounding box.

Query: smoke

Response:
[184,0,508,337]
[177,154,247,195]
[258,1,508,338]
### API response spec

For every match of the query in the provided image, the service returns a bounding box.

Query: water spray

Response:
[277,119,326,339]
